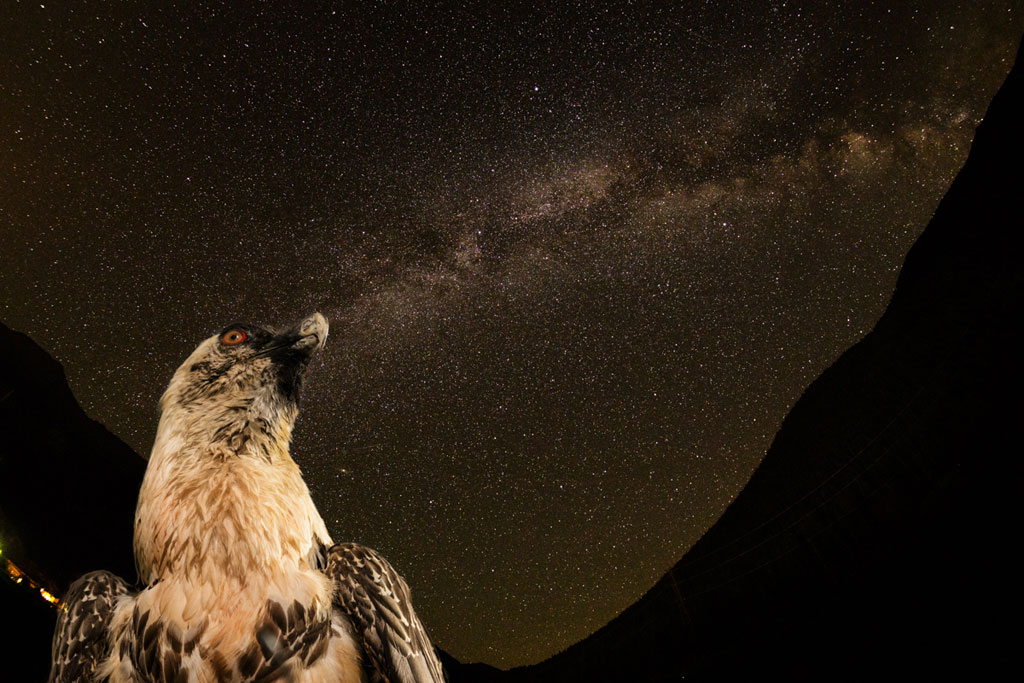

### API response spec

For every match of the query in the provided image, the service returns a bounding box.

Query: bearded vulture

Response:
[49,313,446,683]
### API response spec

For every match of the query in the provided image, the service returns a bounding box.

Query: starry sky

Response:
[1,0,1021,668]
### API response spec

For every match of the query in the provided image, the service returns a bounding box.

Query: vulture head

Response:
[154,312,329,459]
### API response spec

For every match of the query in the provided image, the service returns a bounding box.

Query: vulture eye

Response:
[221,329,247,346]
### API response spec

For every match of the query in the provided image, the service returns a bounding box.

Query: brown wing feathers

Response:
[327,543,446,683]
[49,571,131,683]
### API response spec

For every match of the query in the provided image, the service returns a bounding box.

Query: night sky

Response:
[1,1,1020,668]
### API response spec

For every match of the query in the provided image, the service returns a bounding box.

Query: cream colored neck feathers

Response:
[133,337,332,589]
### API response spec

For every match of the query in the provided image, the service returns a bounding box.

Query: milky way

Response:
[1,1,1020,667]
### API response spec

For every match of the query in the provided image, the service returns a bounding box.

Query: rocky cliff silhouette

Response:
[0,322,146,679]
[468,35,1022,683]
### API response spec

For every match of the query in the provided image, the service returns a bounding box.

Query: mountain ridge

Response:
[484,35,1021,683]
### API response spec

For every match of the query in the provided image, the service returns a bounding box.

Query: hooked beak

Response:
[291,312,329,354]
[263,313,329,401]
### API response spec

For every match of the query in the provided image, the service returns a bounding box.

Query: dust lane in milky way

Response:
[1,1,1020,666]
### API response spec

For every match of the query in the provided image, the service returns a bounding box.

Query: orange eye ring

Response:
[221,329,247,346]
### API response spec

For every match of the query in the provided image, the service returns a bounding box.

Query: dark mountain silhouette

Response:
[444,35,1021,683]
[3,36,1020,683]
[0,322,146,680]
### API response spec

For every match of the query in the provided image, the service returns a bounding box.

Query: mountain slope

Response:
[494,36,1022,683]
[0,322,146,680]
